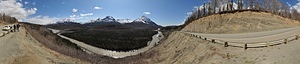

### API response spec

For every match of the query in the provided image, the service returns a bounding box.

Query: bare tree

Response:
[262,0,269,11]
[222,4,226,12]
[203,3,206,16]
[184,0,300,25]
[249,0,254,9]
[226,1,230,11]
[3,13,5,22]
[230,0,234,11]
[243,0,249,9]
[211,0,218,13]
[208,2,213,14]
[254,0,260,10]
[291,8,300,21]
[238,0,243,10]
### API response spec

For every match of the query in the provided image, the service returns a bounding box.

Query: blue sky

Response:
[1,0,300,26]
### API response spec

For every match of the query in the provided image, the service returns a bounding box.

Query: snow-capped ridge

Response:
[87,15,158,26]
[132,15,157,25]
[117,19,133,23]
[101,16,117,22]
[56,18,75,23]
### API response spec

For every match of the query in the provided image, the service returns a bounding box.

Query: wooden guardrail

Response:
[185,32,300,50]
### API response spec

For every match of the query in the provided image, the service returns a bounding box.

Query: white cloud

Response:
[32,2,35,5]
[293,0,300,13]
[143,12,151,15]
[0,0,37,19]
[72,8,78,13]
[186,12,193,16]
[27,8,38,15]
[26,16,59,25]
[94,6,103,10]
[70,14,76,18]
[24,2,29,4]
[80,13,93,17]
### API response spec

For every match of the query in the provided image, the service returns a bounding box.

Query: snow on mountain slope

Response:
[87,16,158,25]
[117,19,133,23]
[101,16,117,22]
[132,16,158,25]
[56,18,75,23]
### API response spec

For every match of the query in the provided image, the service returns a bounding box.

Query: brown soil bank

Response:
[182,11,300,34]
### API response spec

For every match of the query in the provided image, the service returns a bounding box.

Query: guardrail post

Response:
[284,39,288,44]
[212,39,215,43]
[244,44,247,50]
[266,41,270,47]
[296,35,299,40]
[204,38,207,40]
[224,42,228,47]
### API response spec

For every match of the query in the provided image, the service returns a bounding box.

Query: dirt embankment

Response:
[182,11,300,34]
[0,23,89,64]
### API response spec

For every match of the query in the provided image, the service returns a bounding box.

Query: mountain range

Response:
[46,16,161,30]
[87,16,158,25]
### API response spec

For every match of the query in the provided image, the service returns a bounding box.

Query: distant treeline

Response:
[0,13,18,24]
[184,0,300,26]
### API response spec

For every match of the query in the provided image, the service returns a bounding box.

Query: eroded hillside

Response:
[182,11,300,34]
[0,24,89,64]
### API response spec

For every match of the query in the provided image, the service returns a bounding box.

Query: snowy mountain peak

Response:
[101,16,116,22]
[133,16,157,25]
[87,16,158,26]
[106,16,114,19]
